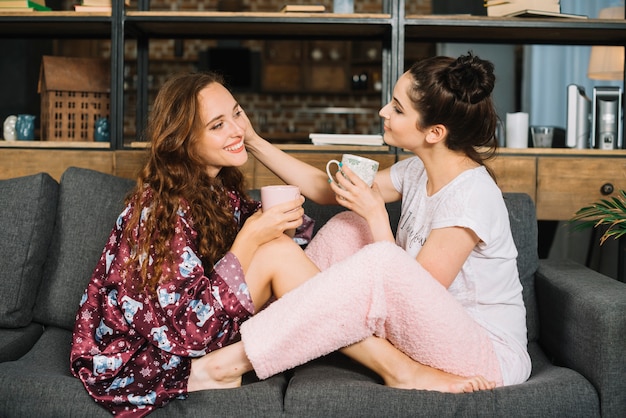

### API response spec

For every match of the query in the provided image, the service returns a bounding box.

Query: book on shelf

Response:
[309,133,384,146]
[505,9,587,19]
[0,0,50,11]
[280,4,326,13]
[79,0,111,5]
[74,4,110,12]
[485,0,560,17]
[73,0,130,11]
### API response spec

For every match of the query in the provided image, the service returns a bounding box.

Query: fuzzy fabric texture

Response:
[240,212,502,385]
[304,210,373,270]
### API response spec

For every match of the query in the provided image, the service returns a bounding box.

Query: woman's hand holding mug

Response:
[260,185,302,237]
[326,154,379,187]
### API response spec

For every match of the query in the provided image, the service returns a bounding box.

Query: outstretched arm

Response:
[242,110,337,204]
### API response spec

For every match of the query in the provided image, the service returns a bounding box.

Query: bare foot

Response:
[384,360,495,393]
[341,336,495,394]
[187,342,252,392]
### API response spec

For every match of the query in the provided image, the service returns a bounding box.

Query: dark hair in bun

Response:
[445,53,495,104]
[406,52,499,177]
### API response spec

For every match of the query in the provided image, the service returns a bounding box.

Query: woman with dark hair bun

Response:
[196,52,530,396]
[405,52,499,175]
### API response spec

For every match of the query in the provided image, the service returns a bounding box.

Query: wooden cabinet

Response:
[263,40,351,93]
[262,41,304,92]
[493,149,626,221]
[537,154,626,220]
[487,155,537,200]
[2,145,625,223]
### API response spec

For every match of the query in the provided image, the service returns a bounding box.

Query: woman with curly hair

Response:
[70,72,320,416]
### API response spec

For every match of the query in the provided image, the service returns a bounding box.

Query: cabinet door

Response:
[262,64,303,92]
[262,41,303,92]
[487,155,536,200]
[0,150,114,181]
[306,41,349,92]
[537,157,626,221]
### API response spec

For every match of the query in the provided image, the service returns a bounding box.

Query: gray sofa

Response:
[0,166,625,417]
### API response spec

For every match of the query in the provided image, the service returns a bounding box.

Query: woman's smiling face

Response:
[194,82,248,178]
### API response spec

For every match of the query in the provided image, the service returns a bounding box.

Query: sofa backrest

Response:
[503,193,539,342]
[0,173,58,328]
[33,167,135,330]
[34,172,539,342]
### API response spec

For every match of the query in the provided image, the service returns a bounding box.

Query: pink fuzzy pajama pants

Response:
[240,212,503,385]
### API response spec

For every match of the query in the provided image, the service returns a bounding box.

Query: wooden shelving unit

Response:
[1,1,625,221]
[1,1,624,149]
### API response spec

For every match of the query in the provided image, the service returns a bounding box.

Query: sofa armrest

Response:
[535,258,626,417]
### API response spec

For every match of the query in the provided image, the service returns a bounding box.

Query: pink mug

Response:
[260,185,301,209]
[260,185,301,237]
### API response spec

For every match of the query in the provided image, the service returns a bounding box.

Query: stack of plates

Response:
[309,133,384,146]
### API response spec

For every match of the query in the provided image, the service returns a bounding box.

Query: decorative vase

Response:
[16,114,36,140]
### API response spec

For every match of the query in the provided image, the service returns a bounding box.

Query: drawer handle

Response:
[600,183,614,195]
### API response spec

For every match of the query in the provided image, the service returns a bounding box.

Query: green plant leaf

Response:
[568,190,626,245]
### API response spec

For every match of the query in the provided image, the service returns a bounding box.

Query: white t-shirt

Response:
[391,156,531,385]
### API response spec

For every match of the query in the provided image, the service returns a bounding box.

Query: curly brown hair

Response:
[124,72,250,294]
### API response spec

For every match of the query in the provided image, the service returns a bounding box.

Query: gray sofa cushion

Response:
[33,167,135,330]
[503,193,539,342]
[0,326,287,417]
[283,343,599,417]
[0,173,58,328]
[0,323,44,363]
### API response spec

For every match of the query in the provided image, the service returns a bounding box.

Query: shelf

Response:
[2,5,625,154]
[125,12,392,39]
[403,15,626,46]
[398,147,626,157]
[0,12,112,37]
[130,141,390,153]
[0,140,110,149]
[496,148,626,156]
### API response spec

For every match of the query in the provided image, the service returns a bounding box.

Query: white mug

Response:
[326,154,379,187]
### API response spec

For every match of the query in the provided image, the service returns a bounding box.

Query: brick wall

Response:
[62,0,433,141]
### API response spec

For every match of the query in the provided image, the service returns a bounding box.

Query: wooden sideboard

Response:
[492,148,626,221]
[2,146,625,222]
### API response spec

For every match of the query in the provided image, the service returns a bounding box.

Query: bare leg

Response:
[244,233,321,307]
[188,342,251,392]
[188,335,496,393]
[341,336,495,393]
[189,235,319,391]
